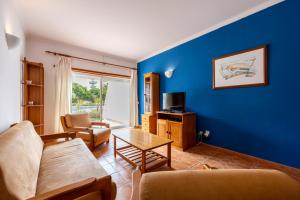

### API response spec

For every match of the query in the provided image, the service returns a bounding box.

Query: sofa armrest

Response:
[139,169,300,200]
[40,132,76,142]
[91,122,110,128]
[28,178,96,200]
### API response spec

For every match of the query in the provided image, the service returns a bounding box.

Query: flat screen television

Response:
[162,92,185,113]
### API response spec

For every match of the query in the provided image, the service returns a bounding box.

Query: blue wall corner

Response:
[137,1,300,168]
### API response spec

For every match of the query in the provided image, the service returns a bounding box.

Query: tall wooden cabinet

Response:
[157,112,196,150]
[22,58,44,135]
[142,72,160,134]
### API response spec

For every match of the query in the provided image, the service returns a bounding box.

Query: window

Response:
[72,72,130,129]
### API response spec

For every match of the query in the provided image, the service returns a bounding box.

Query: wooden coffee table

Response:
[113,129,173,173]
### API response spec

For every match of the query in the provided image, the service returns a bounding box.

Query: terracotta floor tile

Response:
[190,162,211,170]
[110,161,129,172]
[102,163,119,175]
[117,160,132,168]
[98,158,109,166]
[118,168,133,182]
[104,155,116,163]
[94,130,300,199]
[111,172,130,189]
[171,160,192,169]
[115,182,132,200]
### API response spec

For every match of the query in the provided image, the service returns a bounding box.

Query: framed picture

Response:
[213,45,267,89]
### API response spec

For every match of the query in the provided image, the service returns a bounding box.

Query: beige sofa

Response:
[0,121,116,200]
[132,169,300,200]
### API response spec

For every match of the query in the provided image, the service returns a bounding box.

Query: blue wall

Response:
[138,1,300,168]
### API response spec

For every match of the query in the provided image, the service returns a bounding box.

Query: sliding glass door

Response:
[102,77,130,128]
[72,72,130,128]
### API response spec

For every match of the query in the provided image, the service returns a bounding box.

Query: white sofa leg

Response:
[130,167,142,200]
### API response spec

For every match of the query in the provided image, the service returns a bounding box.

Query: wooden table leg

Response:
[113,136,116,158]
[141,151,146,173]
[167,143,171,167]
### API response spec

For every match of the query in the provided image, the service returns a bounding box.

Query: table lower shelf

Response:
[116,145,168,172]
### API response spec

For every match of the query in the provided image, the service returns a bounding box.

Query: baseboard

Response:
[199,142,299,171]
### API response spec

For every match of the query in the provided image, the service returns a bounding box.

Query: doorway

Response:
[71,72,130,129]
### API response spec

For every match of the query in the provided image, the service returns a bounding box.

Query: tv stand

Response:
[156,111,196,150]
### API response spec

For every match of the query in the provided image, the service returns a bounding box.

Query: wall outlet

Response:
[204,130,210,138]
[197,131,203,141]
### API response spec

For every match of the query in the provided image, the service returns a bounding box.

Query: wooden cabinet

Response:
[22,58,44,135]
[168,121,182,147]
[157,112,196,150]
[142,114,157,133]
[142,72,159,134]
[157,119,169,139]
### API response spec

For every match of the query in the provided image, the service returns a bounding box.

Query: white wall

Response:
[25,36,136,133]
[0,0,25,132]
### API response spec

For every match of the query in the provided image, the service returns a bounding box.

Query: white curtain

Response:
[54,56,72,133]
[129,69,139,127]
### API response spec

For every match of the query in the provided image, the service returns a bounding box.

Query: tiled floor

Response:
[94,128,300,200]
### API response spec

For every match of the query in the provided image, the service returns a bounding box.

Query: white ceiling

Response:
[13,0,281,61]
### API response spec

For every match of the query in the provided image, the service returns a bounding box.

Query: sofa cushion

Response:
[0,121,44,199]
[36,138,109,194]
[65,113,91,128]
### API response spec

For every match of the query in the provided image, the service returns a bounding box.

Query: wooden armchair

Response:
[61,113,111,150]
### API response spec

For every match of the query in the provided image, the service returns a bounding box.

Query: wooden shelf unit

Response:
[22,105,44,107]
[142,72,160,134]
[22,82,44,87]
[22,58,44,135]
[157,111,196,150]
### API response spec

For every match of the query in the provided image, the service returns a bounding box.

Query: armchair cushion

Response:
[75,128,110,142]
[0,121,44,199]
[77,131,93,141]
[36,138,108,195]
[93,127,111,143]
[65,113,91,128]
[76,127,111,148]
